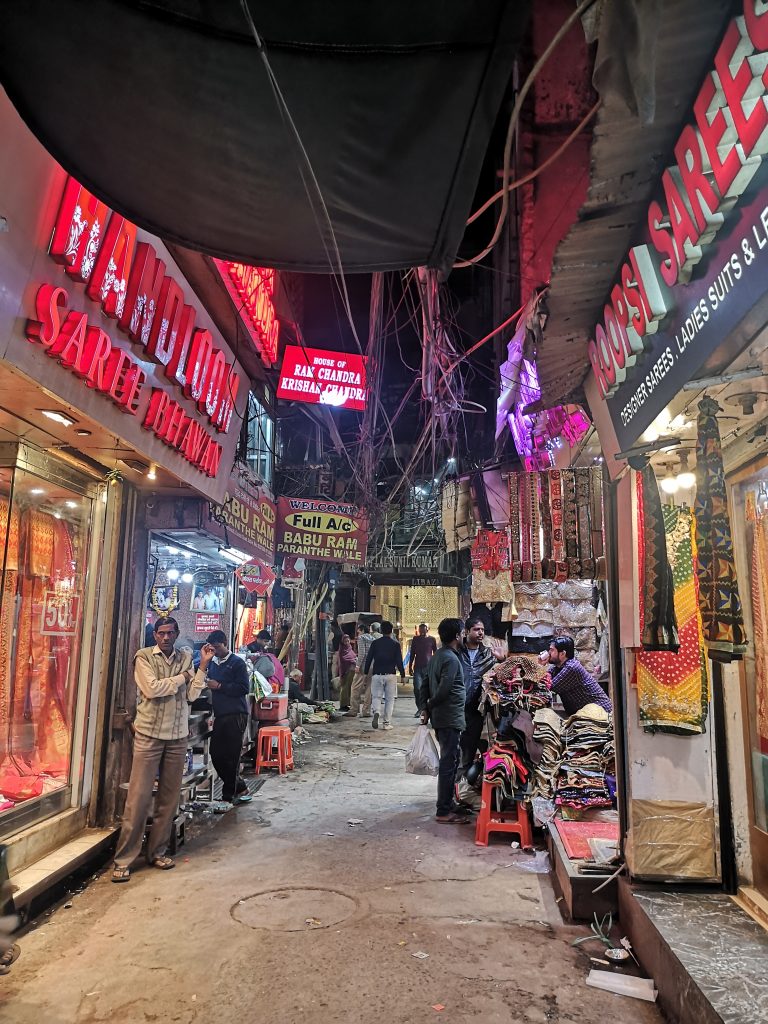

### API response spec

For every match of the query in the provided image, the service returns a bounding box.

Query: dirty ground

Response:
[0,699,661,1024]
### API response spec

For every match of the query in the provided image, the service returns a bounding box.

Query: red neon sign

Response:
[276,344,367,411]
[23,175,240,479]
[214,260,280,367]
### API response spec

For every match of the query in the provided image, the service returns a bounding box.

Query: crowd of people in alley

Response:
[104,612,611,882]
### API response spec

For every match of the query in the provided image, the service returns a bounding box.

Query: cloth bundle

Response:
[555,704,614,809]
[483,742,530,802]
[479,654,551,723]
[530,708,563,799]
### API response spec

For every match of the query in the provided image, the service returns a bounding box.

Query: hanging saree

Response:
[694,397,747,662]
[636,505,709,734]
[746,493,768,754]
[638,466,679,652]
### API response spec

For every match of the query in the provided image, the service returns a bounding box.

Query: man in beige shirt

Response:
[112,616,212,882]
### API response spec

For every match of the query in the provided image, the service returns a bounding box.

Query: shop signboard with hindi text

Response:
[586,3,768,450]
[276,497,367,563]
[235,559,276,596]
[194,613,221,633]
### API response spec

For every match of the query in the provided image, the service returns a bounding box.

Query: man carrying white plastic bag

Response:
[413,618,471,824]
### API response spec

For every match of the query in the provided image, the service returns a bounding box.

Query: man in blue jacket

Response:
[205,630,252,806]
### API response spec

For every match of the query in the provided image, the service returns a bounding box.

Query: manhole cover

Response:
[232,887,358,931]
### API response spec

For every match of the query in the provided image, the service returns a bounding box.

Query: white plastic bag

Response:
[250,669,272,699]
[405,725,440,776]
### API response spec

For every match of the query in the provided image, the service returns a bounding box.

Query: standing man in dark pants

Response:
[206,630,252,807]
[415,618,469,824]
[112,616,212,882]
[458,617,501,771]
[408,622,437,718]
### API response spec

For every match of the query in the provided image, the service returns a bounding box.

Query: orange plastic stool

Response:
[474,778,533,848]
[255,726,294,775]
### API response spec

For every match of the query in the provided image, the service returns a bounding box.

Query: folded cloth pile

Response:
[483,742,530,802]
[555,703,614,809]
[479,654,552,723]
[531,707,563,798]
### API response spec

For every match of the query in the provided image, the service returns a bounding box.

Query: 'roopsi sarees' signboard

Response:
[275,497,367,563]
[587,2,768,448]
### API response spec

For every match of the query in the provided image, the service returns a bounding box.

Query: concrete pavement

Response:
[0,696,661,1023]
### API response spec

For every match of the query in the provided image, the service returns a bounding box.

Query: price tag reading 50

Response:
[40,590,81,636]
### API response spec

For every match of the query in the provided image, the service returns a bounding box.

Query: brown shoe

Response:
[435,813,472,824]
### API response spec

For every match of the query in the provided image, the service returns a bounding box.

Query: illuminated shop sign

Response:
[589,2,768,416]
[276,497,368,562]
[276,345,367,411]
[213,260,280,368]
[25,176,243,479]
[209,476,276,561]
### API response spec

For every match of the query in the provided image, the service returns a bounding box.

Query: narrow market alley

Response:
[1,698,660,1024]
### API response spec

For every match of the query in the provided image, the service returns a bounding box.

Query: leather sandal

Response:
[150,856,176,870]
[111,865,131,883]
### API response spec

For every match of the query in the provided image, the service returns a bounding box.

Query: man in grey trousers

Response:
[112,616,212,882]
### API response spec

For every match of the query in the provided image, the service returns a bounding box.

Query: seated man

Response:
[543,637,612,716]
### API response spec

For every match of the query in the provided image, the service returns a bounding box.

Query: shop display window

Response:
[0,463,93,829]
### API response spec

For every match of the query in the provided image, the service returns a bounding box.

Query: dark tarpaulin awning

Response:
[0,0,530,274]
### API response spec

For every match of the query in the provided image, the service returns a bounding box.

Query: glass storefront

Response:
[0,449,96,835]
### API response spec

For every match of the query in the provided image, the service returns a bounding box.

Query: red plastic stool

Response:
[255,726,294,775]
[474,778,533,848]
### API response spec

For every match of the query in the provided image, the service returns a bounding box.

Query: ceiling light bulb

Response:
[65,501,78,509]
[167,546,178,555]
[183,551,192,559]
[660,474,679,495]
[182,572,194,583]
[677,471,696,489]
[147,465,157,481]
[30,488,45,495]
[167,568,180,581]
[40,409,75,427]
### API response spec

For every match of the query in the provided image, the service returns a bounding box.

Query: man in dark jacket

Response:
[415,618,469,824]
[458,617,504,771]
[206,630,252,806]
[364,620,405,730]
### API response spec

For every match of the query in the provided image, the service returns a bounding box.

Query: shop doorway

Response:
[145,533,240,657]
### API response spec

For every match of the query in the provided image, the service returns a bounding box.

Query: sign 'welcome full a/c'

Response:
[275,497,368,563]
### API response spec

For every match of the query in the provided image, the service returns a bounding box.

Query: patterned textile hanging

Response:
[636,505,709,734]
[507,468,604,582]
[746,493,768,753]
[694,397,747,662]
[470,529,516,607]
[638,465,679,653]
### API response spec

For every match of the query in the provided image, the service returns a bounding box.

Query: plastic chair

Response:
[474,777,533,848]
[255,726,294,775]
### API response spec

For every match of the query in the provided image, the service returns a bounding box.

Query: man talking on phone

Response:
[112,616,212,883]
